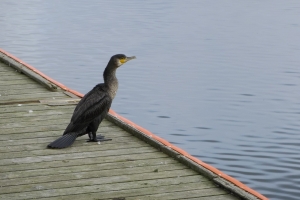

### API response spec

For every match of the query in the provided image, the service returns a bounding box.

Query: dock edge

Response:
[0,48,268,200]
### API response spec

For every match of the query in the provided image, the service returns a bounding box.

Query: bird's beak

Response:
[126,56,136,62]
[119,56,136,64]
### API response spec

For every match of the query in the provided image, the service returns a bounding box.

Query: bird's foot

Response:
[86,135,112,142]
[96,135,105,139]
[86,138,112,142]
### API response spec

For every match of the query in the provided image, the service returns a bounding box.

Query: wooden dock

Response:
[0,50,267,200]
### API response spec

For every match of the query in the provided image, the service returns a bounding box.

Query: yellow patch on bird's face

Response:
[119,58,127,63]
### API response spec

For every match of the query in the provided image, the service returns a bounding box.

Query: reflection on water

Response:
[1,1,300,199]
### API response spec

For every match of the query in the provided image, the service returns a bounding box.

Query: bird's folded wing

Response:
[71,89,112,124]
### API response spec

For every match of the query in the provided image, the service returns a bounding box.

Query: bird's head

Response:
[112,54,136,67]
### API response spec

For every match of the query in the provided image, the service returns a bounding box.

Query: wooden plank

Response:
[0,152,169,173]
[0,121,123,136]
[0,123,75,135]
[0,105,74,117]
[0,103,75,113]
[0,158,183,189]
[0,146,157,166]
[0,107,72,119]
[0,108,73,120]
[0,79,42,85]
[186,194,239,200]
[0,117,110,130]
[0,92,68,103]
[0,130,135,148]
[0,119,113,133]
[0,69,20,74]
[125,188,231,200]
[0,127,126,143]
[0,74,32,80]
[0,116,111,129]
[0,162,190,193]
[0,118,117,141]
[39,98,80,106]
[0,62,16,71]
[0,156,178,179]
[0,108,74,120]
[1,176,207,198]
[41,183,221,200]
[0,83,47,91]
[0,87,50,95]
[0,160,188,187]
[0,171,203,200]
[0,113,84,126]
[0,138,148,160]
[0,133,135,153]
[0,67,15,72]
[0,91,64,98]
[0,132,131,148]
[0,54,58,90]
[0,116,72,128]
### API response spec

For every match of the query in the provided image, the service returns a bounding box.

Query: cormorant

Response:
[47,54,136,148]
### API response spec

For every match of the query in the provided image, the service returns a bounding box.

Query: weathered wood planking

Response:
[0,59,241,200]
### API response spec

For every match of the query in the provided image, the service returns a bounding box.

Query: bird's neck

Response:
[103,67,119,99]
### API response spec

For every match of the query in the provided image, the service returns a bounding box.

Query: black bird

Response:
[47,54,136,148]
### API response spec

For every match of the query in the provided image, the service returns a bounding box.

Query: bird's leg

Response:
[88,132,93,140]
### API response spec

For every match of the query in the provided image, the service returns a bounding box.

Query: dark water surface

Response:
[1,1,300,199]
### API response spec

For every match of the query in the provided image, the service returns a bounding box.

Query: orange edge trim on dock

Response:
[0,48,268,200]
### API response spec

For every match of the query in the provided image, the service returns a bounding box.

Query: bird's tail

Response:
[47,133,77,149]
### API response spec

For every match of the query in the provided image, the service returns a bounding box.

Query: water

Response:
[1,1,300,199]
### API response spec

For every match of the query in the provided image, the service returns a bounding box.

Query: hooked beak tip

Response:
[127,56,136,60]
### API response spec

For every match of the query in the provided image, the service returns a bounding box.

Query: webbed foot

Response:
[86,134,112,142]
